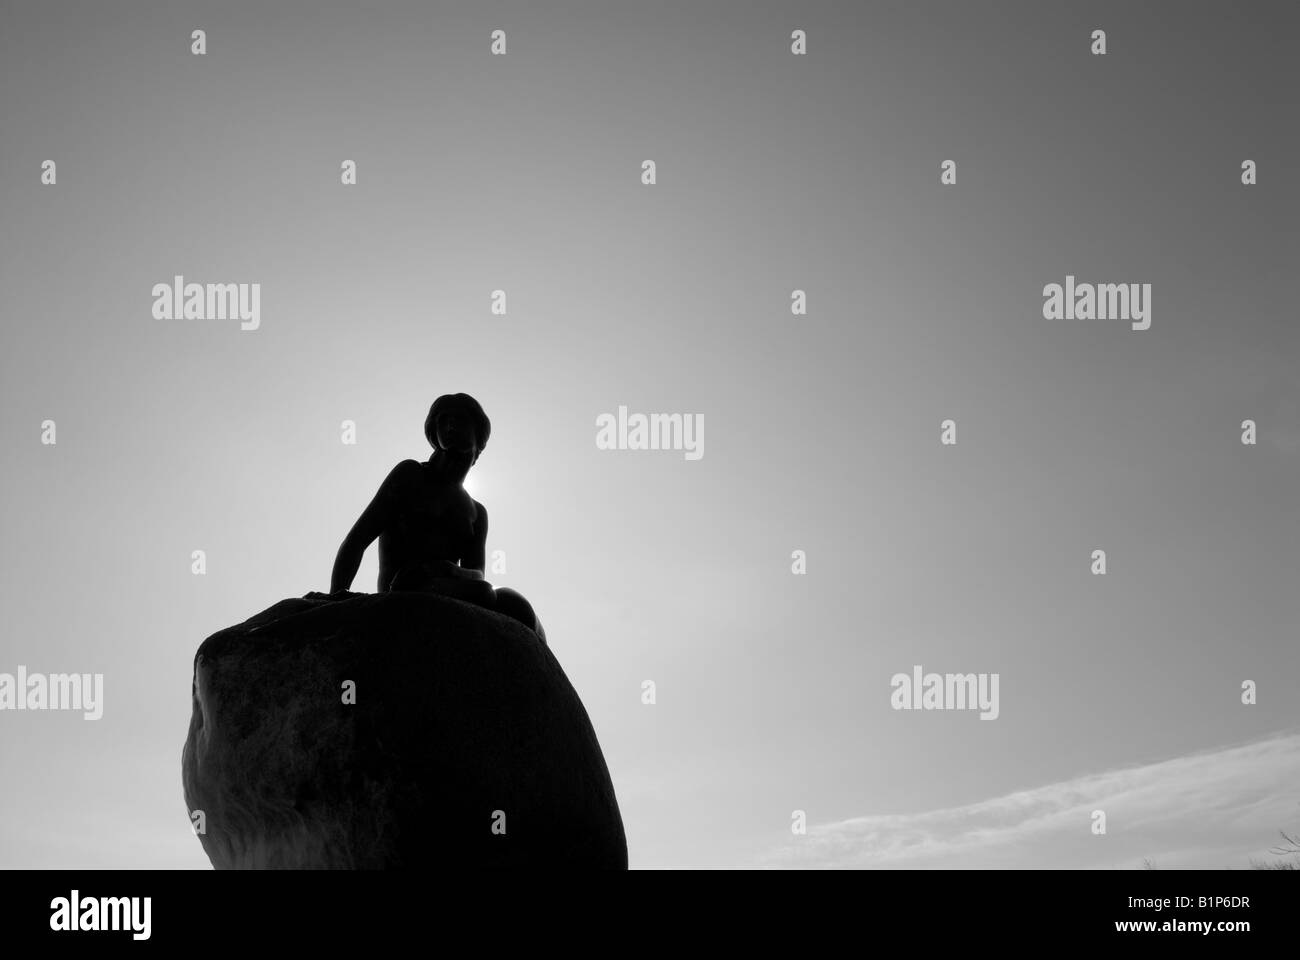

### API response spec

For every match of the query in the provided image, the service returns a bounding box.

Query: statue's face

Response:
[434,406,480,460]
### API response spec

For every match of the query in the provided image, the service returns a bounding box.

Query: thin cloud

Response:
[762,731,1300,869]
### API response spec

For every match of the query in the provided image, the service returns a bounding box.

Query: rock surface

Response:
[181,590,626,868]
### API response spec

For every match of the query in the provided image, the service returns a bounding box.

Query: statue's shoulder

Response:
[383,459,423,495]
[471,497,488,528]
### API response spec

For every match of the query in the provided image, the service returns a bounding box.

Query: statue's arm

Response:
[329,461,411,593]
[461,501,488,576]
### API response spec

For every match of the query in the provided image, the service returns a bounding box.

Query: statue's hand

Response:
[421,559,483,581]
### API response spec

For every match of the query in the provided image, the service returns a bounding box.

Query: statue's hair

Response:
[424,393,490,458]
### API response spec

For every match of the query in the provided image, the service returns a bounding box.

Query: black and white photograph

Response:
[1,0,1295,945]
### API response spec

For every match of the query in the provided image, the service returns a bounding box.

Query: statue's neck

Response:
[427,450,472,486]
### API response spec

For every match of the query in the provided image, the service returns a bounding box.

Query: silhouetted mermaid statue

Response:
[329,393,545,644]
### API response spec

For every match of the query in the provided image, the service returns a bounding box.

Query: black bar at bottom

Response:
[0,868,1284,947]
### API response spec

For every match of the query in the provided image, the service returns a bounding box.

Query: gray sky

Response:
[2,0,1298,869]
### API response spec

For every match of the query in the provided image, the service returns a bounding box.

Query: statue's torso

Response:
[377,461,478,589]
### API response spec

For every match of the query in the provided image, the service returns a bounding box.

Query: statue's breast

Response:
[393,485,475,550]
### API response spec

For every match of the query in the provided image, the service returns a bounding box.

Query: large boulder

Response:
[181,590,627,868]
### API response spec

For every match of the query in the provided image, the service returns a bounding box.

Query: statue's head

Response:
[425,393,490,464]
